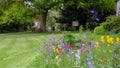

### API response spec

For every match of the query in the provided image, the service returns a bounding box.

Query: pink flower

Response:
[66,42,71,50]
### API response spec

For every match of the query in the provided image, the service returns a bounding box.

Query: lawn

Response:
[0,32,62,68]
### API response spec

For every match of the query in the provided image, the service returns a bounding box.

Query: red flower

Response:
[103,60,107,64]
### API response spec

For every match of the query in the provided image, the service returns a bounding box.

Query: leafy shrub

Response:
[102,16,120,33]
[79,25,84,34]
[94,26,109,35]
[94,15,120,34]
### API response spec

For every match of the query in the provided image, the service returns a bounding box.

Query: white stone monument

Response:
[116,0,120,16]
[72,21,79,26]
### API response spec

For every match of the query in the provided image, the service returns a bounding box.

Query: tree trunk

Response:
[39,10,48,32]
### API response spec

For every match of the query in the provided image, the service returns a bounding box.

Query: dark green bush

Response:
[0,22,33,33]
[86,21,99,30]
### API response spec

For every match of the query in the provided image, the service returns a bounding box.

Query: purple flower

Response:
[57,40,64,49]
[48,44,53,52]
[78,49,83,55]
[66,42,71,50]
[86,48,89,52]
[88,42,92,47]
[79,43,83,48]
[87,58,94,68]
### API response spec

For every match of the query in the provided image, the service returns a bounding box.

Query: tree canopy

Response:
[0,0,117,32]
[56,0,116,30]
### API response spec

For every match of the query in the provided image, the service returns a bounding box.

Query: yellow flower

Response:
[53,46,56,52]
[101,39,105,43]
[106,35,110,39]
[116,37,120,43]
[56,49,59,54]
[107,44,110,47]
[109,50,112,53]
[101,36,105,39]
[100,36,105,43]
[95,41,99,47]
[107,37,114,44]
[58,45,61,49]
[56,55,59,60]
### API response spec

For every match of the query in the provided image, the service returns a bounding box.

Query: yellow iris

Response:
[58,45,61,49]
[101,36,104,39]
[95,41,99,47]
[107,37,114,44]
[101,36,105,43]
[101,39,105,43]
[53,46,56,52]
[56,48,59,54]
[116,37,120,43]
[106,35,110,39]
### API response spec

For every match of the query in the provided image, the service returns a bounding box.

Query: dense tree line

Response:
[0,0,116,32]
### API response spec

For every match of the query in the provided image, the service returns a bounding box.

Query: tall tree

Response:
[26,0,63,32]
[0,0,27,24]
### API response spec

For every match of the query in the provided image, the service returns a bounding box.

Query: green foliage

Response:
[56,0,116,30]
[46,10,59,27]
[79,25,84,34]
[0,1,35,33]
[0,1,27,23]
[64,32,82,48]
[112,40,120,67]
[94,15,120,35]
[102,16,120,33]
[94,26,109,35]
[0,22,33,33]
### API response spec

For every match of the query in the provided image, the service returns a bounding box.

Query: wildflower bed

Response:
[28,32,120,68]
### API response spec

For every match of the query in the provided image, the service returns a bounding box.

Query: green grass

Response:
[0,32,63,68]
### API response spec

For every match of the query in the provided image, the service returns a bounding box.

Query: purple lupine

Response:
[79,43,83,48]
[86,48,89,52]
[77,49,82,56]
[57,40,65,49]
[87,57,94,68]
[48,44,53,52]
[59,40,64,48]
[88,41,92,47]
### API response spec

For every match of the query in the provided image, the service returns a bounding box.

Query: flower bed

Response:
[29,33,120,68]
